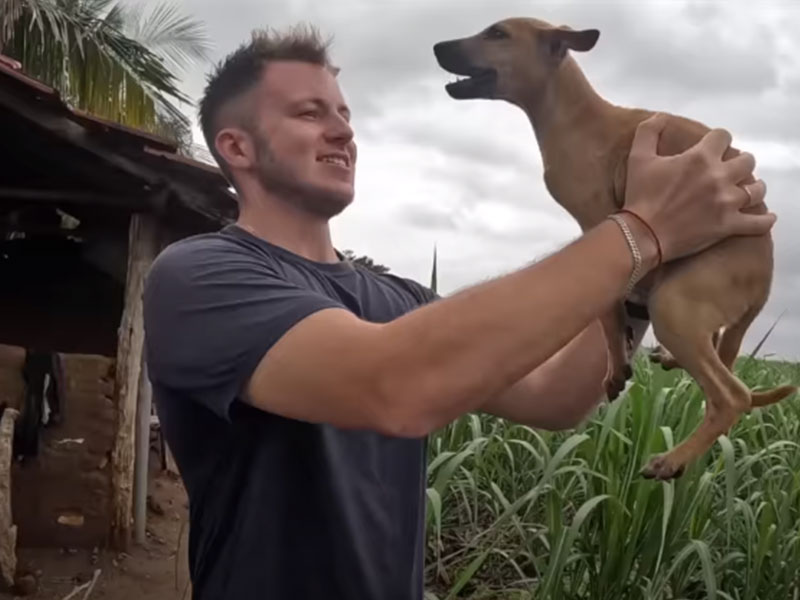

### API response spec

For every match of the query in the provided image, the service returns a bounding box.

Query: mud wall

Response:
[1,351,116,548]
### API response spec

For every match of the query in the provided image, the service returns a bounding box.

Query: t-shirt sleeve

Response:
[386,273,441,306]
[142,239,346,421]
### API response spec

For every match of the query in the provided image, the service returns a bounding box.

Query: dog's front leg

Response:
[599,301,632,401]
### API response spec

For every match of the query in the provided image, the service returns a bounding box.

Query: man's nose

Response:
[325,114,354,144]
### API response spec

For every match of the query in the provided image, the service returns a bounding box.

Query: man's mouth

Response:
[318,153,350,168]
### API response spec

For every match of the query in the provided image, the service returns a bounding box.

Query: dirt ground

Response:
[2,470,191,600]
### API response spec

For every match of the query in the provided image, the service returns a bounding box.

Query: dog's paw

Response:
[604,363,633,401]
[641,454,685,480]
[649,345,680,371]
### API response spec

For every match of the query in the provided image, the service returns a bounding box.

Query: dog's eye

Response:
[483,26,508,40]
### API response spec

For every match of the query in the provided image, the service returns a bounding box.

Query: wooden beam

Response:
[109,213,160,551]
[0,187,146,210]
[133,357,152,544]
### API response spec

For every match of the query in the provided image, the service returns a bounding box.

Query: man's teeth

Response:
[321,156,346,166]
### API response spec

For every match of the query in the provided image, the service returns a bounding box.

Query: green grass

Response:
[423,354,800,600]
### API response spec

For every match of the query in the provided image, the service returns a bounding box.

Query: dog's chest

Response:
[542,150,617,231]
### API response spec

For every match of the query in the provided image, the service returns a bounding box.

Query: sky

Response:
[169,0,800,361]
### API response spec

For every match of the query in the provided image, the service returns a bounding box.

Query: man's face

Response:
[245,61,357,218]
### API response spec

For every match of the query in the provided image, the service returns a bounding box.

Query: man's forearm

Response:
[376,216,659,436]
[480,310,651,430]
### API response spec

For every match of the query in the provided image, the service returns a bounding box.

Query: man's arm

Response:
[244,119,773,438]
[245,218,657,438]
[479,310,650,430]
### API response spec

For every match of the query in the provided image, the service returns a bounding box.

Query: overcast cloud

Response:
[173,0,800,360]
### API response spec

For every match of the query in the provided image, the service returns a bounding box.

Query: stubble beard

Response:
[254,136,353,220]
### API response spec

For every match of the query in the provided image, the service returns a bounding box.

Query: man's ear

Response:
[543,27,600,63]
[215,126,257,173]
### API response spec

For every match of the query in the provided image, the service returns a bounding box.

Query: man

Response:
[142,25,774,600]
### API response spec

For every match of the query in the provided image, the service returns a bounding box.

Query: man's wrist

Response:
[620,212,661,274]
[606,213,659,296]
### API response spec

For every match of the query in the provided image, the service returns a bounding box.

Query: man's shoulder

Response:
[371,270,439,306]
[148,228,269,285]
[152,228,253,269]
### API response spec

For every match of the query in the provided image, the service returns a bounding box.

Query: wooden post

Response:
[0,408,19,591]
[133,357,152,545]
[110,213,159,551]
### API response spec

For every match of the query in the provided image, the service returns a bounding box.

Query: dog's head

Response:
[433,17,599,105]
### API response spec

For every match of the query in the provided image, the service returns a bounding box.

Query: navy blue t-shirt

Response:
[142,224,438,600]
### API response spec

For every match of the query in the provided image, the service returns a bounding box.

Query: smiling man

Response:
[142,24,773,600]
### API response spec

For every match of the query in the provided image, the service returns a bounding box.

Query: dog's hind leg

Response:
[641,295,749,480]
[716,310,753,372]
[716,308,796,409]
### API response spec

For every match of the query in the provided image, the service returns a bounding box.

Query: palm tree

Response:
[0,0,211,151]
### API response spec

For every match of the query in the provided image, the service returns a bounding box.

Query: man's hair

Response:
[198,24,336,182]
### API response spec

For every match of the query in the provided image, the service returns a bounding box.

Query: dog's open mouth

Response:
[434,41,497,100]
[444,67,497,99]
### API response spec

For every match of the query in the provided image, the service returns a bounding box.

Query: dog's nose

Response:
[433,40,453,60]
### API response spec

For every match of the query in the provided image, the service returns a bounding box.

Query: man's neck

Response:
[235,189,340,264]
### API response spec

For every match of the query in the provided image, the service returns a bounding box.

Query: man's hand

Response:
[624,113,776,263]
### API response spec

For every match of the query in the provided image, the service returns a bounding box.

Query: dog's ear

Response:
[543,27,600,63]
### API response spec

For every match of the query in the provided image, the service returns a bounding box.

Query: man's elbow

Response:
[371,400,436,439]
[369,372,443,439]
[529,395,601,431]
[536,411,589,432]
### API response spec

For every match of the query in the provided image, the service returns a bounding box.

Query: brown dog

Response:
[433,17,796,479]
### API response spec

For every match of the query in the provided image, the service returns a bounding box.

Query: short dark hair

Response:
[198,24,336,182]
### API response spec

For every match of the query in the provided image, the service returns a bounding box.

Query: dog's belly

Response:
[653,233,774,327]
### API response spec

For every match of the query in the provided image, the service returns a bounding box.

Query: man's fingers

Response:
[696,127,733,158]
[630,112,670,159]
[730,211,777,236]
[738,179,766,208]
[724,151,756,183]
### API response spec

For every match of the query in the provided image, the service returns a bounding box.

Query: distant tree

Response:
[341,250,390,274]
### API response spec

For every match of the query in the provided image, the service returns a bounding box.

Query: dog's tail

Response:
[750,385,797,408]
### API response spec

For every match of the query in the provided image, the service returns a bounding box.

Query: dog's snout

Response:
[433,40,454,61]
[433,39,465,67]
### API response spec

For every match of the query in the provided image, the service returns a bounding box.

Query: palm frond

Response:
[121,0,211,72]
[0,0,26,47]
[0,0,205,139]
[97,1,126,31]
[79,0,118,19]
